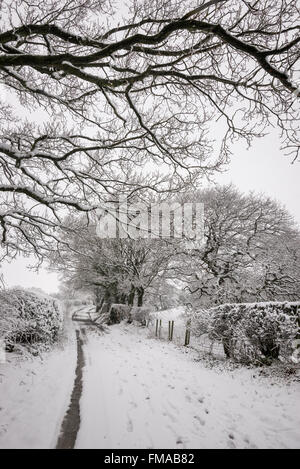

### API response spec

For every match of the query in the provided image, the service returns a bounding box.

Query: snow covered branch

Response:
[0,0,299,256]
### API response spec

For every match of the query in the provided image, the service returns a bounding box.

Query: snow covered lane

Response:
[75,324,300,449]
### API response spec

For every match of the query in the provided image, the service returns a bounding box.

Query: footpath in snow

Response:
[76,324,300,449]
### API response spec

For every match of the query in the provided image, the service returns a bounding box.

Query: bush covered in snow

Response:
[130,306,152,326]
[0,289,63,350]
[209,302,300,363]
[190,307,214,338]
[107,304,152,325]
[108,304,132,325]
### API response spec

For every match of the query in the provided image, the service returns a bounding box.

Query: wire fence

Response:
[147,316,300,365]
[147,317,225,358]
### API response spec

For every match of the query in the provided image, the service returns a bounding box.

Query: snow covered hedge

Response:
[107,304,152,325]
[130,306,152,326]
[0,289,63,350]
[209,302,300,363]
[107,304,132,324]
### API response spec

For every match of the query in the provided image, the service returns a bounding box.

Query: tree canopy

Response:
[0,0,299,258]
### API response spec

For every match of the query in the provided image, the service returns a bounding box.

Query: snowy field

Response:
[0,320,299,449]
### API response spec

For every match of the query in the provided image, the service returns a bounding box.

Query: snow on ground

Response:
[149,306,188,342]
[0,324,76,449]
[0,313,299,450]
[149,307,224,356]
[150,306,186,322]
[76,323,300,449]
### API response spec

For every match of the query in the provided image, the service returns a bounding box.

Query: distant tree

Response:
[252,234,300,300]
[49,217,174,308]
[178,185,300,305]
[146,279,184,311]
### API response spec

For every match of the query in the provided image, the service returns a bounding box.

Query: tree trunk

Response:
[137,286,144,307]
[128,285,135,306]
[223,338,232,358]
[119,293,127,304]
[102,286,118,311]
[95,287,104,312]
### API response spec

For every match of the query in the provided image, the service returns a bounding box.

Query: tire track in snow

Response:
[56,329,85,449]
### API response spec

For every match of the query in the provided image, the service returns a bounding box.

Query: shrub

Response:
[210,302,299,363]
[108,304,132,324]
[0,289,63,350]
[190,308,214,338]
[130,306,152,326]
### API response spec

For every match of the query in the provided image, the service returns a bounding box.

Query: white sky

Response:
[215,133,300,227]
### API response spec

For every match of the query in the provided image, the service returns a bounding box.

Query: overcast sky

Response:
[216,132,300,226]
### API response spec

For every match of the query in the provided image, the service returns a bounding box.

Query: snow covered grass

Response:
[76,323,300,449]
[0,316,76,449]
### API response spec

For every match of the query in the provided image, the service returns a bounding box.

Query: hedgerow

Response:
[0,289,63,351]
[191,302,299,364]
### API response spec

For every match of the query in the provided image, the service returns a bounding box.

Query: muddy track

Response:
[56,329,85,449]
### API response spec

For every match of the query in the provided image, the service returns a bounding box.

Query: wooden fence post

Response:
[159,319,162,338]
[184,319,191,346]
[170,320,174,341]
[155,319,159,337]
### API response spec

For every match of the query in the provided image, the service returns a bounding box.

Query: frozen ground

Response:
[76,324,300,449]
[0,319,299,449]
